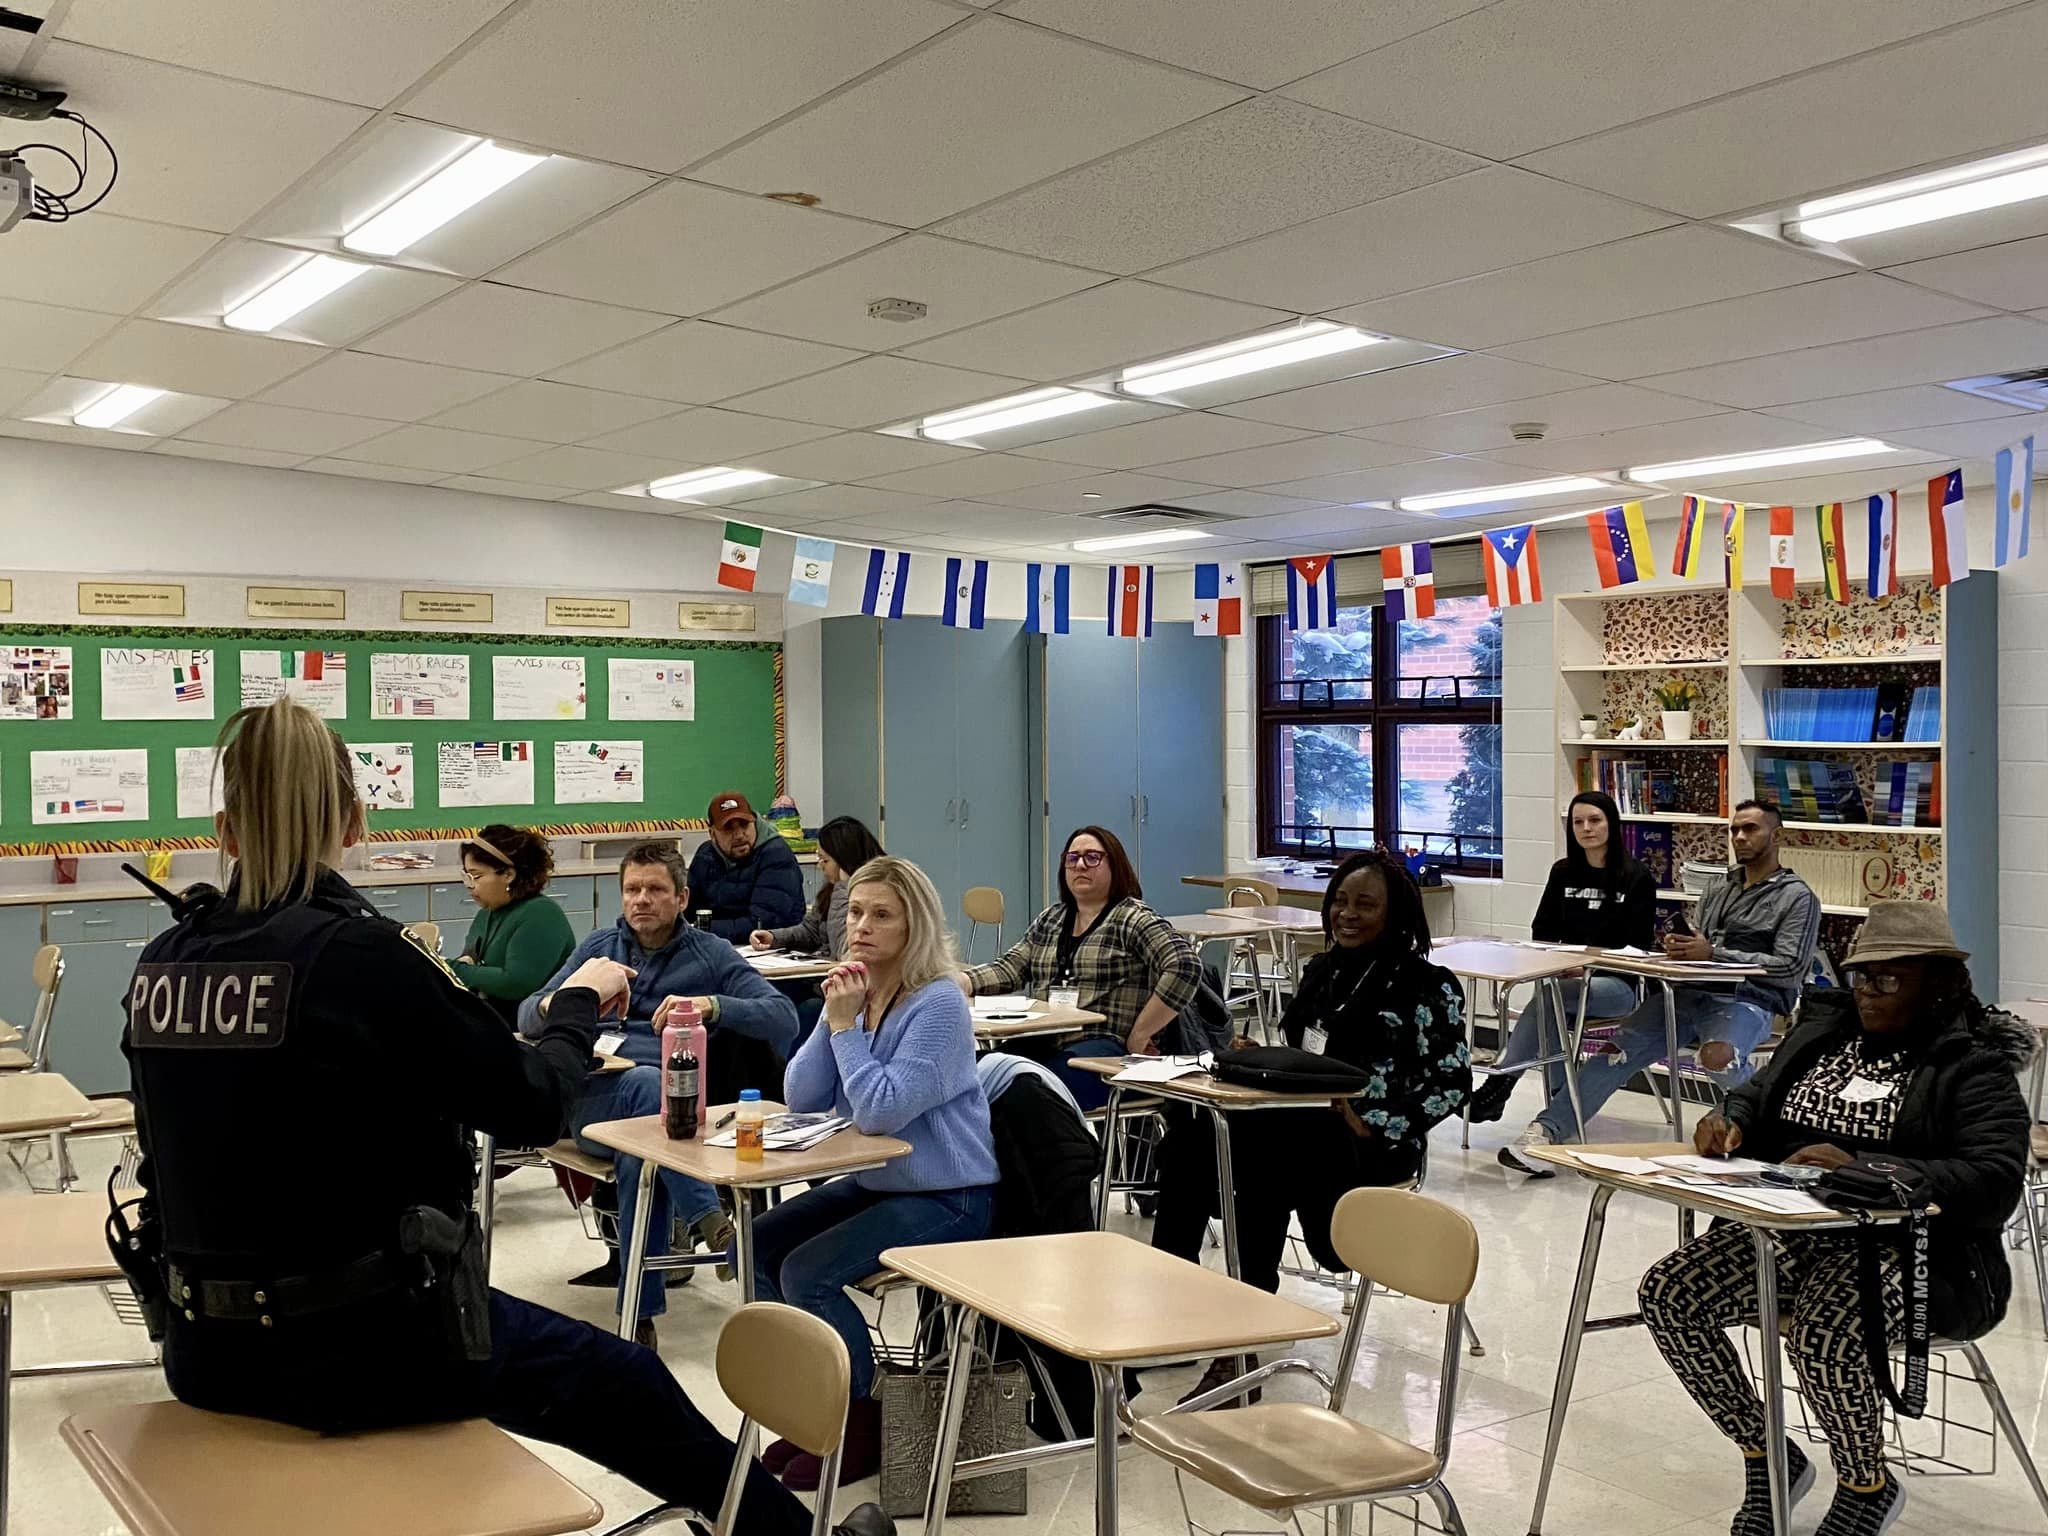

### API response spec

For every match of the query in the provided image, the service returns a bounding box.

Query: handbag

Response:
[878,1346,1030,1517]
[1816,1154,1933,1418]
[1211,1044,1371,1096]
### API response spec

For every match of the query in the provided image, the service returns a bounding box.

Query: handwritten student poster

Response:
[31,749,150,825]
[241,649,348,718]
[607,658,694,721]
[371,653,470,719]
[101,648,215,721]
[2,647,72,720]
[349,742,416,811]
[493,655,586,720]
[439,740,535,808]
[175,746,225,820]
[554,740,644,805]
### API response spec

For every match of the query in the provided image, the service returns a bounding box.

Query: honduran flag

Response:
[1025,563,1070,635]
[1588,502,1653,588]
[1671,495,1710,579]
[1106,565,1153,638]
[861,548,910,619]
[942,557,988,630]
[1380,542,1435,621]
[1927,468,1968,588]
[1995,436,2035,568]
[1816,503,1850,603]
[1481,524,1543,608]
[1768,506,1797,598]
[1192,563,1242,636]
[717,522,763,592]
[1285,554,1338,631]
[1866,491,1899,598]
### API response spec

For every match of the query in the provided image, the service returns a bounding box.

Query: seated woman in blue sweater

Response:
[750,855,997,1491]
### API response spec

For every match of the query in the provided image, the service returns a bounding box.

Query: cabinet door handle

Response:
[1141,794,1150,824]
[960,798,970,828]
[946,798,957,825]
[1130,794,1138,823]
[84,917,115,926]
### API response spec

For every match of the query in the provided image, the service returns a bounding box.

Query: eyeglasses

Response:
[1845,968,1906,996]
[1063,850,1106,870]
[461,869,500,885]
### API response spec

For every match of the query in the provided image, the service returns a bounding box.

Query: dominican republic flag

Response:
[1866,492,1899,597]
[1721,501,1745,590]
[787,537,834,607]
[861,548,910,619]
[1286,555,1338,630]
[1380,542,1435,621]
[1996,436,2035,568]
[1025,563,1071,634]
[1588,502,1653,588]
[1816,503,1850,603]
[1927,469,1968,588]
[1192,563,1242,636]
[1769,506,1796,598]
[942,557,988,629]
[1107,565,1153,638]
[1482,524,1543,608]
[717,522,763,591]
[1671,496,1709,578]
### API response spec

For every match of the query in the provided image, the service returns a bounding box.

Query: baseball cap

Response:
[708,791,754,829]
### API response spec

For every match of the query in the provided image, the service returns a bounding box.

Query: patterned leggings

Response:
[1639,1221,1902,1487]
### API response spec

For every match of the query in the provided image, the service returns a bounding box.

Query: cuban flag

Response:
[861,548,910,619]
[1106,565,1153,638]
[1927,468,1968,588]
[1867,490,1899,597]
[1286,554,1338,631]
[1192,563,1242,636]
[1025,563,1070,635]
[1379,542,1435,621]
[942,557,988,630]
[1995,436,2035,568]
[1482,524,1543,608]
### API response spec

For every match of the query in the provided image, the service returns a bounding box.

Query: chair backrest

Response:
[26,944,63,1070]
[1329,1186,1478,1307]
[716,1303,850,1457]
[403,921,442,954]
[962,886,1004,927]
[32,942,61,991]
[1225,880,1278,908]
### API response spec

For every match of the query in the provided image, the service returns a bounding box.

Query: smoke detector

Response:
[867,297,928,323]
[1510,422,1547,442]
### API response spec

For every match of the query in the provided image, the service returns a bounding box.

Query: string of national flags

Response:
[703,434,2034,636]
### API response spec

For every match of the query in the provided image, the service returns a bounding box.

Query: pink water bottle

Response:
[662,999,711,1130]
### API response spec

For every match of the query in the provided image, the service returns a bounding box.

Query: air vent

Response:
[1945,370,2048,411]
[1078,503,1236,526]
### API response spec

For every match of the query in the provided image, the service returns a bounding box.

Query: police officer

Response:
[116,698,890,1536]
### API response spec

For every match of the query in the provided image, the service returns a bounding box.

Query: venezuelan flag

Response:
[1671,495,1710,578]
[1588,501,1654,588]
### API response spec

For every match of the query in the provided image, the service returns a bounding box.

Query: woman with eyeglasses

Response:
[448,824,578,1026]
[1640,902,2030,1536]
[960,825,1200,1109]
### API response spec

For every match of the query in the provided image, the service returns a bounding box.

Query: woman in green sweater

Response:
[449,825,577,1026]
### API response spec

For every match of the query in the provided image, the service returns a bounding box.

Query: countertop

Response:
[0,858,626,907]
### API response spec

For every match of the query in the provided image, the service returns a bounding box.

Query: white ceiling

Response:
[6,0,2048,567]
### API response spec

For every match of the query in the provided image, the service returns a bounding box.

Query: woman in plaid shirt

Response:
[961,825,1200,1108]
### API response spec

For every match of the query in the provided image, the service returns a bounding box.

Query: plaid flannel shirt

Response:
[966,897,1200,1044]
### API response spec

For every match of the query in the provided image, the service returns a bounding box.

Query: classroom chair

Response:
[962,887,1004,963]
[403,919,442,954]
[0,943,64,1073]
[1131,1187,1480,1536]
[2020,1124,2048,1339]
[1222,883,1288,1035]
[713,1303,852,1536]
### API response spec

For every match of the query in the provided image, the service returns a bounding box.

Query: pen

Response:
[714,1111,736,1131]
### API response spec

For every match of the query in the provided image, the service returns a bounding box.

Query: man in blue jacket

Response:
[521,841,798,1346]
[686,791,805,942]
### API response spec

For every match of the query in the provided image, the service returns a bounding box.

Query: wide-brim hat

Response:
[1843,900,1968,966]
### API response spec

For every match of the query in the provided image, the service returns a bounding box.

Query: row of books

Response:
[1621,823,1674,888]
[1679,859,1727,895]
[1757,757,1867,823]
[1778,848,1880,910]
[1760,684,1940,743]
[1577,750,1730,818]
[1874,758,1941,827]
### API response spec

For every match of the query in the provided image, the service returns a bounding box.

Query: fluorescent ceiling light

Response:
[343,140,548,257]
[1789,142,2048,243]
[1395,475,1609,513]
[1120,321,1379,396]
[223,254,372,333]
[920,387,1113,442]
[644,466,777,500]
[1070,528,1214,553]
[1627,438,1893,483]
[73,383,164,431]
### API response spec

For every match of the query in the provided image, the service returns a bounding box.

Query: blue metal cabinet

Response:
[881,618,965,909]
[351,883,429,924]
[1043,629,1140,894]
[952,622,1032,944]
[1135,627,1224,915]
[593,875,619,935]
[46,900,146,946]
[819,617,883,830]
[48,934,148,1096]
[0,905,42,1036]
[551,875,596,919]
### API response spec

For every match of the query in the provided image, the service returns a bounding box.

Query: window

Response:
[1258,591,1502,872]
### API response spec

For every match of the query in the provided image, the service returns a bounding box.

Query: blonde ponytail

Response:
[216,699,362,909]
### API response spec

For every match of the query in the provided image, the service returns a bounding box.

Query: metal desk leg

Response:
[477,1130,497,1273]
[1094,1087,1124,1230]
[734,1189,759,1305]
[1751,1228,1790,1536]
[1549,977,1587,1143]
[1092,1361,1123,1536]
[1660,980,1686,1142]
[1,1289,11,1536]
[1206,1107,1240,1280]
[1459,976,1478,1149]
[920,1305,980,1536]
[1528,1185,1613,1536]
[616,1160,657,1340]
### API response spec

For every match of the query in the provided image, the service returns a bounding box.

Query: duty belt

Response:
[164,1250,414,1326]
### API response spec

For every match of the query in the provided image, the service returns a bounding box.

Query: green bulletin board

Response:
[0,626,783,853]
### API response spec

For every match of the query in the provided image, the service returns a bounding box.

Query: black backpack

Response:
[1211,1045,1371,1095]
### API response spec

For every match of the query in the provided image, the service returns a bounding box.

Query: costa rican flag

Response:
[861,548,910,619]
[1481,524,1543,608]
[1286,554,1338,630]
[1025,563,1070,634]
[1192,563,1242,636]
[1106,565,1153,638]
[942,557,988,630]
[1379,542,1435,621]
[1927,468,1969,588]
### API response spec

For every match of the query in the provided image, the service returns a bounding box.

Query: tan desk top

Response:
[1430,940,1593,985]
[0,1072,93,1135]
[1529,1140,1894,1229]
[739,949,837,981]
[972,1000,1105,1043]
[1207,905,1324,931]
[1183,872,1455,909]
[1172,913,1281,940]
[0,1192,124,1287]
[882,1231,1339,1364]
[1582,948,1767,981]
[1069,1054,1345,1110]
[582,1106,908,1191]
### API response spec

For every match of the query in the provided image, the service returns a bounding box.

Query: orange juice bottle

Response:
[735,1089,765,1163]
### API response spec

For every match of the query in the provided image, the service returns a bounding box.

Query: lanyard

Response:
[1323,958,1380,1023]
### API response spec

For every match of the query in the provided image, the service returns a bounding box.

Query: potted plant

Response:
[1578,713,1599,739]
[1653,677,1701,741]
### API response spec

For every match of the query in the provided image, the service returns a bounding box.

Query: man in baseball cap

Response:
[686,789,804,942]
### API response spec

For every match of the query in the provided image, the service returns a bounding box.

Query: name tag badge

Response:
[1302,1026,1329,1055]
[594,1030,627,1057]
[1838,1075,1897,1104]
[1048,985,1081,1010]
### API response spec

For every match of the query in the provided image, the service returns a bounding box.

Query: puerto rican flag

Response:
[1482,524,1543,608]
[1286,554,1338,631]
[1192,563,1241,636]
[1106,565,1153,638]
[1380,542,1435,621]
[1928,468,1969,587]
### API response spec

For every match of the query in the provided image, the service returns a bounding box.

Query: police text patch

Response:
[128,963,292,1047]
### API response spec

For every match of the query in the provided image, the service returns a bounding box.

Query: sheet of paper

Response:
[608,658,695,721]
[438,740,535,808]
[972,996,1035,1015]
[1523,942,1588,952]
[1,646,72,720]
[100,647,215,721]
[371,653,470,719]
[1696,1186,1833,1217]
[348,741,416,810]
[1566,1152,1666,1175]
[554,739,643,804]
[1112,1058,1211,1085]
[240,649,347,718]
[31,748,149,825]
[1652,1154,1777,1177]
[174,746,225,820]
[493,655,586,720]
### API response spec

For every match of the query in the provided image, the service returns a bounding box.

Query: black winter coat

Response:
[987,1075,1097,1239]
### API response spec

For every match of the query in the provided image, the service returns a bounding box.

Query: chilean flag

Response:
[1928,468,1969,588]
[1482,524,1543,608]
[1380,542,1435,621]
[1192,563,1241,636]
[1286,554,1338,630]
[1106,565,1153,638]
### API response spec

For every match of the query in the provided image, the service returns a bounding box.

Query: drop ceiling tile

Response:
[300,457,450,485]
[976,472,1230,515]
[255,352,508,421]
[1170,488,1339,519]
[1009,413,1314,470]
[356,284,671,376]
[1519,5,2048,218]
[404,0,959,170]
[1151,167,1673,313]
[860,454,1099,499]
[1763,385,2032,435]
[547,322,860,404]
[1494,273,1991,380]
[1479,410,1910,473]
[876,501,1086,538]
[333,423,537,474]
[579,408,835,461]
[934,96,1480,274]
[0,299,119,374]
[150,440,306,469]
[146,242,462,349]
[1363,384,1721,454]
[0,368,49,416]
[901,280,1289,382]
[742,486,945,523]
[178,402,389,456]
[722,357,1029,430]
[1148,434,1420,487]
[435,475,578,502]
[1633,316,2048,409]
[0,419,154,452]
[745,432,974,483]
[483,445,697,492]
[0,214,220,314]
[69,319,318,398]
[496,182,897,318]
[692,17,1246,226]
[23,44,369,232]
[1881,417,2048,462]
[1332,226,1850,352]
[425,381,677,443]
[1251,459,1498,506]
[56,0,515,107]
[1217,353,1597,433]
[1886,235,2048,313]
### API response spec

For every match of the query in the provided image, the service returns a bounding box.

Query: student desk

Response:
[972,1000,1105,1049]
[880,1230,1339,1536]
[1574,949,1768,1143]
[1069,1056,1347,1280]
[738,949,838,982]
[0,1073,93,1194]
[1523,1142,1912,1536]
[582,1106,909,1330]
[1430,941,1595,1148]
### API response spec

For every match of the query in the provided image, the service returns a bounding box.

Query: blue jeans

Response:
[572,1065,721,1320]
[1495,973,1641,1098]
[1057,1035,1128,1111]
[751,1180,995,1399]
[1535,986,1774,1141]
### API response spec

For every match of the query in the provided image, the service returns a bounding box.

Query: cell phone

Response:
[1762,1164,1824,1187]
[1666,911,1694,938]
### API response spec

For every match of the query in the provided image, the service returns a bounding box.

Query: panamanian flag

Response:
[942,557,988,630]
[1025,563,1070,634]
[1192,563,1241,636]
[1107,565,1153,638]
[1285,554,1338,631]
[1379,542,1435,621]
[1481,524,1543,608]
[861,548,910,619]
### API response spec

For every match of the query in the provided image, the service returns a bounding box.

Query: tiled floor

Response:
[11,1081,2048,1535]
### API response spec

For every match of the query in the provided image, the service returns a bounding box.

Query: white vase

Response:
[1661,710,1694,742]
[1578,717,1598,739]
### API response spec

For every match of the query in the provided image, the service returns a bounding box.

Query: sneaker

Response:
[1498,1121,1559,1177]
[1467,1073,1519,1124]
[691,1209,737,1283]
[1177,1352,1262,1409]
[1729,1442,1814,1536]
[569,1254,621,1288]
[1813,1472,1905,1536]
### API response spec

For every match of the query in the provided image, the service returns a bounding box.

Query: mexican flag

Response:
[718,522,763,592]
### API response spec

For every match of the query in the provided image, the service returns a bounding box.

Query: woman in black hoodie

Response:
[1638,902,2030,1536]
